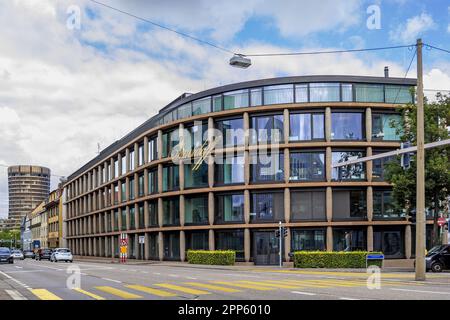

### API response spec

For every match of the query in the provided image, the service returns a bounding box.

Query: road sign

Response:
[438,217,446,227]
[139,236,145,244]
[120,246,127,254]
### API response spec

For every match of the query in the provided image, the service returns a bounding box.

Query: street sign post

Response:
[139,235,145,260]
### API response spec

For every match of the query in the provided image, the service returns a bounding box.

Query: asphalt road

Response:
[1,259,450,300]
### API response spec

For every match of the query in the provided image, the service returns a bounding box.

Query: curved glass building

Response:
[63,75,434,264]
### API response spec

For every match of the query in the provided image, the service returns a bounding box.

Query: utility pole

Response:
[415,38,426,281]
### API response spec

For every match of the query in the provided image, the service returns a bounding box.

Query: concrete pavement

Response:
[1,258,450,300]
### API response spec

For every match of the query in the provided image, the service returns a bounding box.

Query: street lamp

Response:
[229,54,252,68]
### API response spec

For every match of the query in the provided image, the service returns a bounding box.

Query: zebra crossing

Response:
[4,277,425,300]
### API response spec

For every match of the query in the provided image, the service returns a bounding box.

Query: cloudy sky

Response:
[0,0,449,218]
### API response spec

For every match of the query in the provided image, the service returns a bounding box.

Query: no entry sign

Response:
[438,217,446,227]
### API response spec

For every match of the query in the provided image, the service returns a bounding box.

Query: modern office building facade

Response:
[63,75,435,264]
[45,188,63,248]
[8,165,51,228]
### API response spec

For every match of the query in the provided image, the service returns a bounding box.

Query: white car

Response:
[11,250,24,260]
[50,248,73,263]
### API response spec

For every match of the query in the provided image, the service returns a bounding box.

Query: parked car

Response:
[426,245,450,272]
[0,247,13,264]
[23,250,35,259]
[35,248,53,261]
[50,248,73,263]
[11,250,24,260]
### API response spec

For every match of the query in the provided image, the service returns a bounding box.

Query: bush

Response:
[187,250,236,266]
[293,251,383,269]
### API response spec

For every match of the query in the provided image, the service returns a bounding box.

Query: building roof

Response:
[66,75,417,183]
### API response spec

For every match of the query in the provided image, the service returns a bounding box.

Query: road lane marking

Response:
[279,280,330,288]
[154,283,211,295]
[95,286,142,299]
[73,288,106,300]
[5,290,27,300]
[0,270,29,288]
[30,289,62,300]
[390,288,450,295]
[238,280,302,289]
[291,291,316,296]
[14,266,23,269]
[168,274,179,277]
[183,282,242,293]
[340,297,360,300]
[101,277,122,283]
[185,277,197,280]
[212,281,273,291]
[125,285,177,297]
[223,274,261,278]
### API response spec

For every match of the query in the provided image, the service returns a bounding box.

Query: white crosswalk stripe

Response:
[5,289,27,300]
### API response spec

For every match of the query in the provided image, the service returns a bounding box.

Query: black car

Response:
[426,245,450,272]
[0,247,13,264]
[23,250,35,259]
[35,248,53,261]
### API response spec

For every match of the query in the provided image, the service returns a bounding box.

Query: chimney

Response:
[384,66,389,78]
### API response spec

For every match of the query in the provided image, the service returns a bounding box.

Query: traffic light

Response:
[275,230,280,238]
[283,227,288,238]
[408,209,416,224]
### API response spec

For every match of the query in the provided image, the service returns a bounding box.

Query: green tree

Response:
[385,92,450,247]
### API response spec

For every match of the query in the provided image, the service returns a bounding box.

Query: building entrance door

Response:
[253,231,279,265]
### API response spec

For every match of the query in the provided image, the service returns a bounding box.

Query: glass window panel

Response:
[148,137,157,162]
[177,103,192,119]
[250,88,262,106]
[215,118,244,147]
[385,85,413,104]
[163,232,180,260]
[250,192,284,223]
[251,152,284,182]
[332,190,367,220]
[374,228,404,258]
[290,114,311,141]
[373,190,404,219]
[212,95,222,112]
[148,169,158,194]
[185,195,209,225]
[121,154,126,175]
[355,84,384,102]
[192,97,211,115]
[215,230,244,261]
[295,84,308,102]
[215,154,245,185]
[372,113,402,141]
[332,151,366,181]
[138,174,144,197]
[129,177,135,200]
[223,90,249,110]
[148,200,158,227]
[291,229,326,251]
[138,204,144,229]
[290,152,325,181]
[341,84,353,101]
[215,193,245,223]
[138,144,144,166]
[162,197,180,226]
[184,162,208,189]
[251,114,284,144]
[291,191,326,221]
[162,165,179,192]
[333,228,367,251]
[129,150,135,171]
[121,208,127,230]
[312,114,325,139]
[310,83,340,102]
[331,112,364,140]
[263,84,293,105]
[185,231,209,251]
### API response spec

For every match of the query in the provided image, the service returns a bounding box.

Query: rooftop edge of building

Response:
[7,165,51,175]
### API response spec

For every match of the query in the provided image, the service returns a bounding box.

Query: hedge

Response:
[293,251,383,268]
[187,250,236,266]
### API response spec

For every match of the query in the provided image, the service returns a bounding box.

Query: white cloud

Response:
[390,13,437,44]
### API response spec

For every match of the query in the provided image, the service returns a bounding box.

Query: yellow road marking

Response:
[73,288,105,300]
[237,280,302,289]
[154,283,211,295]
[278,280,331,288]
[30,289,62,300]
[125,285,177,297]
[212,281,273,291]
[183,282,241,293]
[95,286,142,299]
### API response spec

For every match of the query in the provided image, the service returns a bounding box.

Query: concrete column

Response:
[126,206,130,230]
[144,168,149,195]
[158,231,164,261]
[243,112,249,147]
[134,234,139,259]
[325,107,331,142]
[209,229,215,251]
[366,107,372,142]
[125,148,130,173]
[283,108,290,143]
[326,226,333,252]
[144,200,149,228]
[179,195,185,226]
[158,198,163,228]
[110,158,115,181]
[111,236,115,258]
[284,188,290,223]
[207,192,214,226]
[179,159,185,191]
[326,187,333,222]
[367,147,373,182]
[144,136,149,164]
[157,164,163,193]
[208,155,214,188]
[405,225,412,259]
[244,190,250,224]
[284,228,291,262]
[93,237,97,256]
[244,151,250,185]
[157,130,163,160]
[367,226,374,252]
[134,203,139,229]
[244,228,251,263]
[134,142,139,169]
[88,237,92,256]
[125,176,130,201]
[284,148,290,182]
[367,186,373,222]
[144,233,150,260]
[180,231,185,262]
[326,147,332,182]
